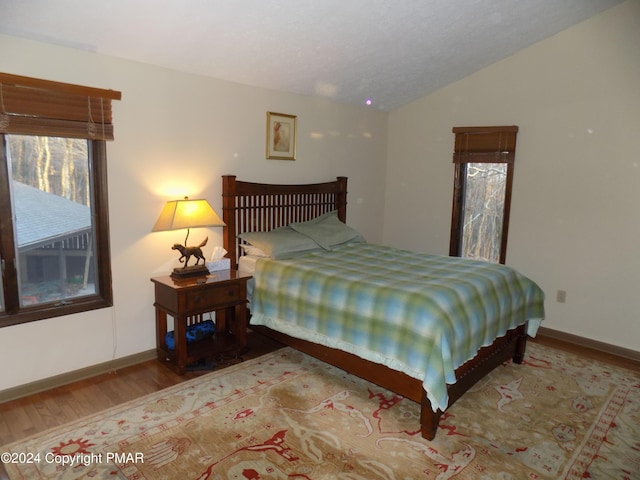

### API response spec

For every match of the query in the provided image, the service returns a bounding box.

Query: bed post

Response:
[420,391,440,440]
[336,176,347,222]
[513,323,528,364]
[222,175,238,270]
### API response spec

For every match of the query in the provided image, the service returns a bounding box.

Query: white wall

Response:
[385,1,640,351]
[0,35,388,391]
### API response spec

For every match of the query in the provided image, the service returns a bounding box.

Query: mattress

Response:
[238,254,261,276]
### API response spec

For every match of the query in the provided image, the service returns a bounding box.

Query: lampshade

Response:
[152,197,225,232]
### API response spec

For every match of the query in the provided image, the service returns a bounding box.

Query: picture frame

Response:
[266,112,297,160]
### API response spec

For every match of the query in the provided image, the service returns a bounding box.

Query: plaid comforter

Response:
[249,243,545,412]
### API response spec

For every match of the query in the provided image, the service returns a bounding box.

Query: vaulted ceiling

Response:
[0,0,623,111]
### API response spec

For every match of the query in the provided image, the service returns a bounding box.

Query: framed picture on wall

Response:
[266,112,297,160]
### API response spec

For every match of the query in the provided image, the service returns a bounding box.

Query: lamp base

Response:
[170,265,210,279]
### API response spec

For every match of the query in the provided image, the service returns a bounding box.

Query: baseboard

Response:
[536,326,640,365]
[0,349,157,404]
[2,329,637,404]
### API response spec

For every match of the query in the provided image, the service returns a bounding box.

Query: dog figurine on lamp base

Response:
[170,237,210,279]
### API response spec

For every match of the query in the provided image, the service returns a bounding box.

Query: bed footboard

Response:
[419,322,527,439]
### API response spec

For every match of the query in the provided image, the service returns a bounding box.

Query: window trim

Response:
[0,137,113,328]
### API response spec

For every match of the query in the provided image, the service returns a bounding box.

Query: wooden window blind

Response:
[0,73,121,141]
[452,125,518,164]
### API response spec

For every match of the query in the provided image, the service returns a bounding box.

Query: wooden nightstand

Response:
[151,270,251,374]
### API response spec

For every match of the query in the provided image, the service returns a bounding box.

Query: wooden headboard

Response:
[221,175,348,269]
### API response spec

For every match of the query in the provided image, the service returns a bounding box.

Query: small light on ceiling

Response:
[365,98,372,106]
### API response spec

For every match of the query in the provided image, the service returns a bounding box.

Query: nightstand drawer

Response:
[184,283,241,310]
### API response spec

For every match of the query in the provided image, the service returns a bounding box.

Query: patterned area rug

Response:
[2,343,639,479]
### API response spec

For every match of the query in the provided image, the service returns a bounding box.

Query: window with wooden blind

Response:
[449,126,518,264]
[0,73,121,327]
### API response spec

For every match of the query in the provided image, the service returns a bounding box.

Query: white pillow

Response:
[289,211,365,250]
[238,226,323,259]
[239,243,269,257]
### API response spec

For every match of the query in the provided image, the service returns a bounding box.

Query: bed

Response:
[221,174,545,440]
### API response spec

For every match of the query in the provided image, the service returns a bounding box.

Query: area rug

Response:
[2,343,639,479]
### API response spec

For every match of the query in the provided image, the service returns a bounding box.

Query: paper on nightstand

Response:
[210,246,227,261]
[207,246,230,272]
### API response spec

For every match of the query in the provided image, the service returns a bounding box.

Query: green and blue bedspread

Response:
[249,243,545,412]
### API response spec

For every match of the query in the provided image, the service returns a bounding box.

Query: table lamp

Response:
[152,197,226,278]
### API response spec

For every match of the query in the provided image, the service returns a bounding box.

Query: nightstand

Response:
[151,270,251,374]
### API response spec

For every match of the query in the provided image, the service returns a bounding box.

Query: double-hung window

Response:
[0,73,121,327]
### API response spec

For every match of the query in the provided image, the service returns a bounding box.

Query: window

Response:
[0,73,121,327]
[449,126,518,264]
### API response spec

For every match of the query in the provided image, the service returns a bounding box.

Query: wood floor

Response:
[0,331,637,479]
